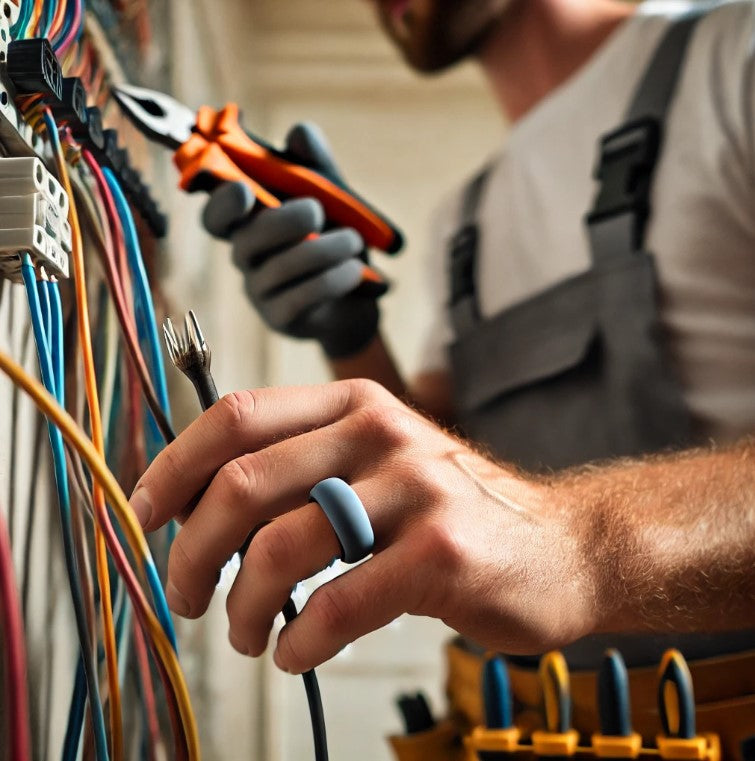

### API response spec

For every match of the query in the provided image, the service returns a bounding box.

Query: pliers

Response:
[112,84,404,290]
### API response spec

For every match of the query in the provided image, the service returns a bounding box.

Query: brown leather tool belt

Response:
[443,639,755,760]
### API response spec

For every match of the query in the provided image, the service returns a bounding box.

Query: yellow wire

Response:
[27,1,42,36]
[0,349,200,758]
[45,111,124,761]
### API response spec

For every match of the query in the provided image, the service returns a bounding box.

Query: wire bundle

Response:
[1,5,198,752]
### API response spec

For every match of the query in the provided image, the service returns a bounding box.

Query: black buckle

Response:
[588,117,661,222]
[449,224,478,306]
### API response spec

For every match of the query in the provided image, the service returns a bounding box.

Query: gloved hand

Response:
[202,123,386,359]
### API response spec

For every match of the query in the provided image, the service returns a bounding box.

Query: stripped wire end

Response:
[163,310,218,410]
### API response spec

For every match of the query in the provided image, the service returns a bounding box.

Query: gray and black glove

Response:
[202,123,386,359]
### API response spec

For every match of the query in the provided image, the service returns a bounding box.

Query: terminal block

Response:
[0,14,9,66]
[50,77,87,129]
[7,38,63,103]
[0,156,70,281]
[1,1,20,28]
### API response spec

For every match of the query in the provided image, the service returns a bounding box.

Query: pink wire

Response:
[0,507,32,761]
[56,0,83,59]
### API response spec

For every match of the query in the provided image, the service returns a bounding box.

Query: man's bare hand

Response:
[129,379,599,674]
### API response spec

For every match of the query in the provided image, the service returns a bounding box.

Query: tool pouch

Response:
[387,719,465,761]
[444,638,755,760]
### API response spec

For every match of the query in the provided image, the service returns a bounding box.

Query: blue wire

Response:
[21,257,111,761]
[101,169,172,428]
[36,279,50,340]
[102,169,183,560]
[52,0,75,54]
[48,282,65,406]
[41,0,55,38]
[11,0,33,38]
[61,658,87,761]
[145,561,177,651]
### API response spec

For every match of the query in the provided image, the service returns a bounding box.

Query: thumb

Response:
[202,182,256,239]
[285,122,342,182]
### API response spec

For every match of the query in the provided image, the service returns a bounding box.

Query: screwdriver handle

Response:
[598,649,632,737]
[173,133,387,296]
[658,649,696,740]
[198,103,404,254]
[483,655,513,730]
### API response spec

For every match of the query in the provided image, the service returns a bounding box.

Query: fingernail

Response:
[130,486,152,528]
[273,649,289,673]
[166,582,190,617]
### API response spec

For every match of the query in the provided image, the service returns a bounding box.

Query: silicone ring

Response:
[309,478,374,564]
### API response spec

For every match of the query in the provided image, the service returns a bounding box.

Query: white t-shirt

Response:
[421,0,755,444]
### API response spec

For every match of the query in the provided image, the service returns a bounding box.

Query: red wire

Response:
[0,507,32,761]
[80,149,174,444]
[133,618,162,761]
[89,166,146,484]
[100,505,187,759]
[78,150,188,756]
[109,178,147,485]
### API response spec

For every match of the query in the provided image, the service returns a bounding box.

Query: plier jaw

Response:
[111,84,195,151]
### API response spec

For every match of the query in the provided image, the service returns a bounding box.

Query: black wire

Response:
[282,598,328,761]
[177,360,330,761]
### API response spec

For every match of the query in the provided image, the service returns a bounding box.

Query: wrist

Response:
[550,471,639,637]
[319,297,380,359]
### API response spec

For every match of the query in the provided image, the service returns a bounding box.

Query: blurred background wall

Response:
[161,1,503,758]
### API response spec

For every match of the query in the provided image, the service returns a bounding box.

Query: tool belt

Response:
[432,639,754,761]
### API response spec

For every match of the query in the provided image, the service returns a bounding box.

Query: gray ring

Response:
[309,478,374,564]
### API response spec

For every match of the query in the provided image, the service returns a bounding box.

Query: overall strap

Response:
[448,166,492,335]
[586,8,707,263]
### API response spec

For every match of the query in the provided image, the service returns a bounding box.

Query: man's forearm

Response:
[555,439,755,635]
[328,333,456,423]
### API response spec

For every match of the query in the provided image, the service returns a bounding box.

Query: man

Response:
[132,0,755,755]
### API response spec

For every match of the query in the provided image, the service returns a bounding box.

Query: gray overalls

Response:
[446,10,755,667]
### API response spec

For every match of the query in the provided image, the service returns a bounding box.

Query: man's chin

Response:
[397,39,474,74]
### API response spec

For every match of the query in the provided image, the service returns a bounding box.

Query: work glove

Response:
[202,123,385,359]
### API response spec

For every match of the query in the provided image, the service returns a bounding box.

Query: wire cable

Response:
[103,167,173,437]
[0,347,200,759]
[20,255,110,761]
[0,502,32,761]
[55,0,82,57]
[75,153,177,649]
[41,107,124,761]
[81,152,175,444]
[164,312,330,760]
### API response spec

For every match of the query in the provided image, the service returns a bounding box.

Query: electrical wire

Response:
[0,347,200,758]
[55,0,82,57]
[164,312,330,761]
[73,151,177,647]
[81,151,175,445]
[20,255,110,761]
[0,501,32,761]
[42,107,124,761]
[103,167,172,436]
[132,617,162,761]
[283,598,329,761]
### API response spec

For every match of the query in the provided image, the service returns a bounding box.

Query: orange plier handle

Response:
[173,103,403,259]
